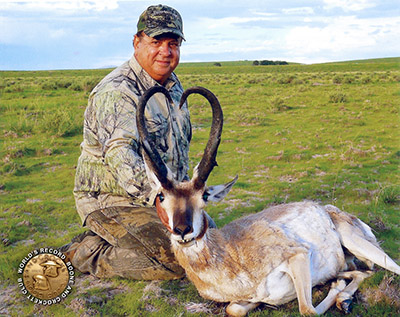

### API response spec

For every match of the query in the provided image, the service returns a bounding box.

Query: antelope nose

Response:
[173,225,192,239]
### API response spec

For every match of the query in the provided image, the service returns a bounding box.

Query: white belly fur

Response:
[256,203,347,304]
[177,202,347,305]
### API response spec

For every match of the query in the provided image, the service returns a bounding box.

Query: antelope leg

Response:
[287,252,317,315]
[314,279,347,315]
[335,270,373,313]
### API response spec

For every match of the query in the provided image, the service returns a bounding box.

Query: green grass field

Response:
[1,57,399,316]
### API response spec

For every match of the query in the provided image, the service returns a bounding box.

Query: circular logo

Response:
[18,248,75,305]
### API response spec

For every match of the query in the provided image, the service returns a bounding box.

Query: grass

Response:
[0,57,399,316]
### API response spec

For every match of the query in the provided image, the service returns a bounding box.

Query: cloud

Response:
[0,16,46,44]
[285,15,400,62]
[323,0,376,12]
[1,0,399,70]
[182,3,400,64]
[199,16,276,30]
[249,9,276,17]
[182,13,279,61]
[282,7,314,15]
[183,38,275,57]
[0,0,120,12]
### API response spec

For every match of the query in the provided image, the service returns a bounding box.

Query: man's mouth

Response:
[156,60,170,66]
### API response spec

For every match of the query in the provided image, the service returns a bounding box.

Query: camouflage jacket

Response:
[74,56,191,224]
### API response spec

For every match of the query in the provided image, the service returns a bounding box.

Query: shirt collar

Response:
[129,55,177,91]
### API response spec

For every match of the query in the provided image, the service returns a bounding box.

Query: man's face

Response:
[134,32,181,84]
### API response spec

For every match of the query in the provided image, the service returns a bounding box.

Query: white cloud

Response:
[0,16,44,44]
[49,28,66,39]
[199,16,276,30]
[182,14,279,59]
[249,9,276,17]
[282,7,314,15]
[0,0,120,11]
[183,37,275,57]
[285,15,400,62]
[1,0,399,69]
[323,0,376,12]
[182,4,400,63]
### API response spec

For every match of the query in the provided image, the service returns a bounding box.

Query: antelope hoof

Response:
[226,301,260,317]
[340,299,353,314]
[336,290,354,314]
[226,303,247,317]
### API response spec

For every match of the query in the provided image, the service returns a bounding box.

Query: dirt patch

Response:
[0,285,20,315]
[0,274,128,316]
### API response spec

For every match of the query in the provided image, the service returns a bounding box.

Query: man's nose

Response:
[159,42,171,55]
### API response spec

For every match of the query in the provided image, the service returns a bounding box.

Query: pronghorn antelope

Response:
[136,86,400,316]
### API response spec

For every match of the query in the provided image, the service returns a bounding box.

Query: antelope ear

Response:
[206,175,238,202]
[143,154,162,191]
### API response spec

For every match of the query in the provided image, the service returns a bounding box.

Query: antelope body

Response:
[136,86,400,316]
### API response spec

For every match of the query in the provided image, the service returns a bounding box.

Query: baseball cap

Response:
[137,4,185,40]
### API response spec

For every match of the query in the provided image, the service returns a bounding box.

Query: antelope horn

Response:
[179,86,223,189]
[136,86,173,190]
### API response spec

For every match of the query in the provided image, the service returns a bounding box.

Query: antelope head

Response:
[136,86,237,247]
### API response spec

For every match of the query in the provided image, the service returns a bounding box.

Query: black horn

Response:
[136,86,173,190]
[179,86,223,189]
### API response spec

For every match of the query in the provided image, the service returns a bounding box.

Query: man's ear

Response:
[207,175,238,202]
[133,34,141,50]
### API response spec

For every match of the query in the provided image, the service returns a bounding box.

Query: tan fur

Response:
[166,200,400,315]
[146,165,399,315]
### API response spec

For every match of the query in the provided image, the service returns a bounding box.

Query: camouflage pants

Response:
[71,206,185,280]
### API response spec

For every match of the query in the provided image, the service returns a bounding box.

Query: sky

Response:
[0,0,399,70]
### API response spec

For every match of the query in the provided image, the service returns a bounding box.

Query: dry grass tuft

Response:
[362,274,400,308]
[141,280,164,300]
[185,302,213,314]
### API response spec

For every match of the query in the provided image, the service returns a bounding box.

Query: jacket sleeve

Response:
[94,90,155,203]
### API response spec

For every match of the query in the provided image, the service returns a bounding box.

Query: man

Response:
[62,4,215,280]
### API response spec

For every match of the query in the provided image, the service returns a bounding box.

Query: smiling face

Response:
[134,32,181,84]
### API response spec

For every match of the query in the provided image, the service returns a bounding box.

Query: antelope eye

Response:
[202,191,209,201]
[158,192,165,203]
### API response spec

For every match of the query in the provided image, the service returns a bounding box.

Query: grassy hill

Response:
[0,58,399,316]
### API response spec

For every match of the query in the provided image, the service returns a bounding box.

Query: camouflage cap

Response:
[137,4,185,40]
